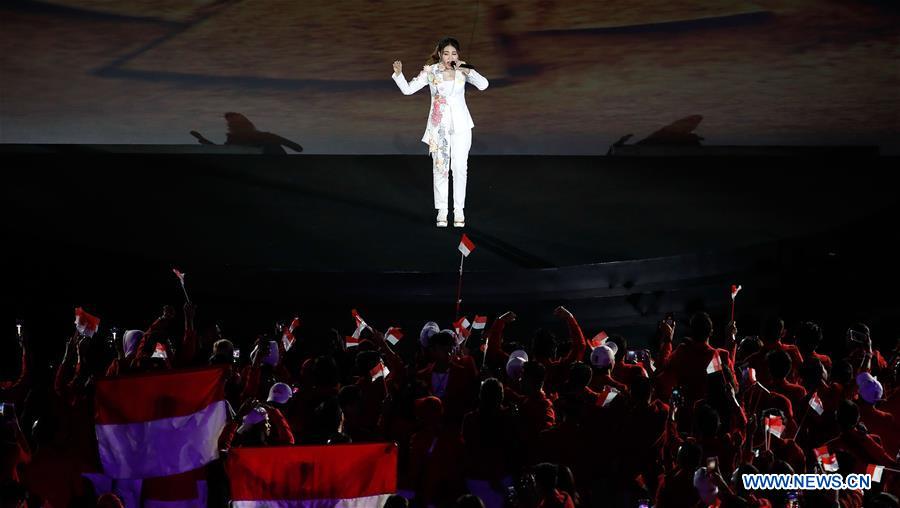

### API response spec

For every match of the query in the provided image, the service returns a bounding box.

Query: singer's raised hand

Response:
[392,60,402,75]
[457,60,471,75]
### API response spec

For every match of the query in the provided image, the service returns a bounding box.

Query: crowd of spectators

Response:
[2,302,899,508]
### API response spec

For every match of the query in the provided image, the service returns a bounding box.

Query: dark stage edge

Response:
[7,148,900,341]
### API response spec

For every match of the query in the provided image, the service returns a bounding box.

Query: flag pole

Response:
[455,252,465,317]
[792,405,811,441]
[180,281,192,304]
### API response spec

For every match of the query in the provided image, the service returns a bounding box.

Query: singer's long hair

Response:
[426,37,461,65]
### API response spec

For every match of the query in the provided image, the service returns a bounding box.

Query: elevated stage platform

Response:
[7,146,900,342]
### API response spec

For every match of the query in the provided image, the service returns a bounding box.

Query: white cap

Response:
[590,344,617,369]
[267,382,293,405]
[237,406,268,434]
[123,330,143,358]
[250,341,280,366]
[420,322,440,348]
[506,349,529,380]
[856,372,884,404]
[693,468,719,505]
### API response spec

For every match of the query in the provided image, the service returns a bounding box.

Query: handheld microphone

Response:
[451,61,475,70]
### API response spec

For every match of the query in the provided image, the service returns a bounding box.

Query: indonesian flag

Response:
[764,415,785,438]
[706,352,724,374]
[370,362,390,382]
[454,316,471,340]
[458,234,475,257]
[282,317,300,351]
[867,464,885,483]
[597,386,619,408]
[151,343,168,360]
[590,331,609,349]
[472,315,488,330]
[345,336,360,348]
[172,268,186,284]
[75,307,100,337]
[385,327,403,346]
[94,367,228,479]
[809,392,824,415]
[731,284,742,300]
[351,309,368,338]
[814,446,839,473]
[226,444,397,508]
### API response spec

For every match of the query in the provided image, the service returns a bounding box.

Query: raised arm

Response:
[392,61,429,95]
[555,306,586,365]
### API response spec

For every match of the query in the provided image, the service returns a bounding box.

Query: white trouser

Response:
[433,128,472,211]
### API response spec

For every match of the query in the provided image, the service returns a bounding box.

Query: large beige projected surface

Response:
[1,0,898,153]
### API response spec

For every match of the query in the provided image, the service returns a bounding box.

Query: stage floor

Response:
[7,152,899,273]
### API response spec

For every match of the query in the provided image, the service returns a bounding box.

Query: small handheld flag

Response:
[458,234,476,257]
[472,315,488,330]
[172,268,192,303]
[385,327,403,346]
[764,415,785,438]
[809,393,824,416]
[370,361,390,382]
[867,464,885,482]
[74,307,100,337]
[706,353,724,374]
[590,331,609,349]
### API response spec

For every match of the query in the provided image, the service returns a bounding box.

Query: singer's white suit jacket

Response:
[392,64,489,144]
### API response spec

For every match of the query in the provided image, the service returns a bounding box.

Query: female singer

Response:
[392,37,489,227]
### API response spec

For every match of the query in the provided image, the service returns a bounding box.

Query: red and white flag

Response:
[706,352,724,374]
[764,415,785,438]
[731,284,742,300]
[589,331,609,349]
[172,268,186,284]
[472,315,488,330]
[744,367,758,385]
[351,309,368,338]
[226,444,397,508]
[814,446,839,472]
[345,336,360,348]
[385,327,403,346]
[867,464,885,482]
[282,317,300,351]
[370,362,390,382]
[809,392,824,415]
[151,343,168,360]
[458,234,476,257]
[597,386,619,408]
[454,316,471,340]
[75,307,100,337]
[94,368,228,479]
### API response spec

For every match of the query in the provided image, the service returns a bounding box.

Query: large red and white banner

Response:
[94,367,228,479]
[226,443,398,508]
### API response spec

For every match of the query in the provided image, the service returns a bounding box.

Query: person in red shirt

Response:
[462,378,518,508]
[795,321,832,374]
[656,442,702,508]
[588,342,628,394]
[657,313,733,430]
[745,317,804,386]
[826,400,896,474]
[608,335,649,388]
[855,372,899,458]
[417,330,480,425]
[766,350,808,412]
[409,396,465,507]
[533,463,576,508]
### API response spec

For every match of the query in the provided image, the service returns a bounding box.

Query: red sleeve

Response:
[561,313,587,365]
[269,407,295,445]
[241,364,261,401]
[177,328,199,367]
[658,339,674,368]
[486,319,510,366]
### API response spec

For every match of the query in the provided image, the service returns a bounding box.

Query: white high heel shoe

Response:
[453,208,465,227]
